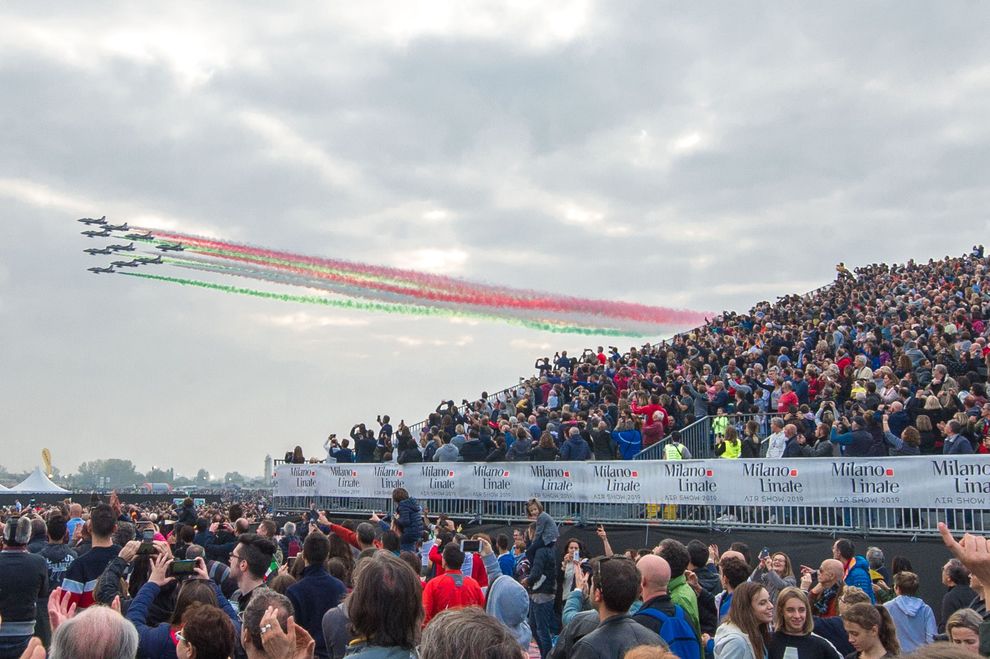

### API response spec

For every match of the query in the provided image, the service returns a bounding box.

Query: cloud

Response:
[1,1,988,476]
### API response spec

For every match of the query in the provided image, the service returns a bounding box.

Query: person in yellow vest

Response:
[711,408,730,442]
[663,430,693,460]
[715,426,742,459]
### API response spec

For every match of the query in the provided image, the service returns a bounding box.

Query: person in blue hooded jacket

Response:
[391,488,423,553]
[883,571,936,654]
[833,539,875,603]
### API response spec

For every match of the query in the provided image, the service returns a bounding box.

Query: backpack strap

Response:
[450,573,464,588]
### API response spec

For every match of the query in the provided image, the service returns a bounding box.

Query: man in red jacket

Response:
[422,542,485,625]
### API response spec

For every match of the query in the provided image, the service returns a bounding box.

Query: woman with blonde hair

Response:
[769,587,842,659]
[945,608,981,654]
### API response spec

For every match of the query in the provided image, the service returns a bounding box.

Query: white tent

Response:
[10,467,69,493]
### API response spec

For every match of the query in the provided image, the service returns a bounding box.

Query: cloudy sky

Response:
[2,2,988,478]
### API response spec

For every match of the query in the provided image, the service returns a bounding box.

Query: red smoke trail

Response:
[142,228,708,326]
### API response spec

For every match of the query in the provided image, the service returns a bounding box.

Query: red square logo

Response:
[631,471,639,478]
[885,468,894,477]
[448,471,455,477]
[563,471,570,478]
[705,469,714,477]
[789,469,798,477]
[352,471,358,477]
[397,471,404,477]
[503,471,510,477]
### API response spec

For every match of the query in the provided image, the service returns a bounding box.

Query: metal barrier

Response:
[634,413,771,461]
[273,491,988,538]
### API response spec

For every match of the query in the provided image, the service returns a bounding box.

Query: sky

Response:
[1,2,989,478]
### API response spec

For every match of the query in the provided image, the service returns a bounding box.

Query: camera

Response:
[460,539,480,553]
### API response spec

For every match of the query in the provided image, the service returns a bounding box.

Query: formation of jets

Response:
[77,216,171,274]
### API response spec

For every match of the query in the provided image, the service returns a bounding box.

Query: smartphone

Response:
[287,556,297,567]
[169,559,197,578]
[759,547,770,560]
[142,529,155,542]
[573,548,581,562]
[460,539,481,553]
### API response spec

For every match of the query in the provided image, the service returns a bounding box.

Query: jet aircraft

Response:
[107,242,135,252]
[135,255,163,265]
[157,242,185,252]
[125,231,153,240]
[87,266,115,274]
[111,260,139,268]
[81,228,111,238]
[77,216,107,225]
[105,222,129,231]
[84,247,114,255]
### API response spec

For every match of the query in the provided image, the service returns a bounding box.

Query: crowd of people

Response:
[284,247,990,466]
[3,492,990,658]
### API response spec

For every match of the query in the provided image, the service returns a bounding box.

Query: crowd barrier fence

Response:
[272,455,990,538]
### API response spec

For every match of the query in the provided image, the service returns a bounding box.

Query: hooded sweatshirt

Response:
[714,621,761,659]
[884,595,936,654]
[484,564,532,648]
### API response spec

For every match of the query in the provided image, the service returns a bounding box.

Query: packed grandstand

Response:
[4,248,990,659]
[294,247,990,466]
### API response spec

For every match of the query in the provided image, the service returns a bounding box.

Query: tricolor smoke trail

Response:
[120,272,653,337]
[134,227,707,327]
[105,226,708,336]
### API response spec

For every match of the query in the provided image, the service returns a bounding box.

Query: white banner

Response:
[274,456,990,509]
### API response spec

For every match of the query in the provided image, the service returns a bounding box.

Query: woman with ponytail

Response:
[715,582,775,659]
[841,602,900,658]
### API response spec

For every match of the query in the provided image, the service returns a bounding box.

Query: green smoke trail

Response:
[120,272,652,337]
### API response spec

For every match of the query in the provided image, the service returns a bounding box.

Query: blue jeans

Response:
[529,599,556,658]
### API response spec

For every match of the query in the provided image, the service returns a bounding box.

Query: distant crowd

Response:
[3,492,990,658]
[283,247,990,465]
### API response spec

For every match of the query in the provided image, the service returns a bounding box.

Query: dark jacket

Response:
[176,505,197,526]
[354,437,378,463]
[570,614,667,659]
[590,430,616,460]
[550,610,600,659]
[459,439,489,462]
[286,565,347,659]
[940,584,978,632]
[530,446,559,461]
[560,436,592,461]
[394,498,423,547]
[528,546,557,596]
[0,549,48,636]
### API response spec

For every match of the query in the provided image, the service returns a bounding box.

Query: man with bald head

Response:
[782,423,804,457]
[633,555,700,657]
[804,559,845,618]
